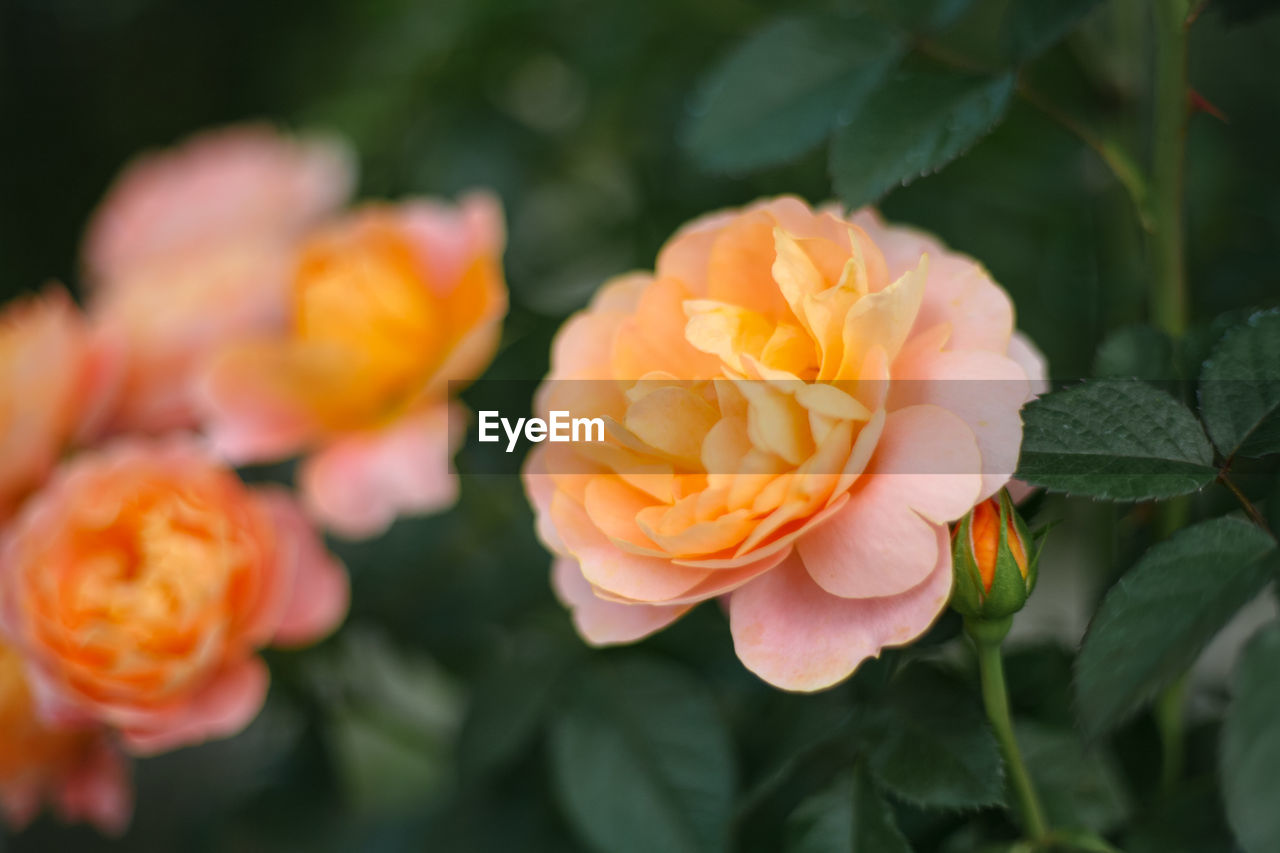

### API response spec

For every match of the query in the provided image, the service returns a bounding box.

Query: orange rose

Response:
[0,439,348,754]
[0,287,118,522]
[525,197,1046,690]
[0,642,131,834]
[201,195,506,538]
[83,124,354,433]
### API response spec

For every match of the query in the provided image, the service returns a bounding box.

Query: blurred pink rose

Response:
[525,197,1047,691]
[201,195,507,538]
[0,287,119,523]
[0,641,131,835]
[0,438,348,754]
[83,124,355,433]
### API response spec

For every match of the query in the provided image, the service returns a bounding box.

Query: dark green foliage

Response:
[1015,721,1129,834]
[1198,309,1280,460]
[1074,518,1277,736]
[856,666,1005,809]
[549,657,735,853]
[830,65,1015,207]
[1000,0,1104,61]
[682,16,904,173]
[1093,325,1176,380]
[1221,621,1280,853]
[785,764,912,853]
[1017,381,1217,500]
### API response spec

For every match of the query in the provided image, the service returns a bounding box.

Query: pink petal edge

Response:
[729,526,954,692]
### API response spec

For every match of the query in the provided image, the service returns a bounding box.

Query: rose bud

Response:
[950,489,1038,620]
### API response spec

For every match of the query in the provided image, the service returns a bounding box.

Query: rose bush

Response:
[525,197,1045,690]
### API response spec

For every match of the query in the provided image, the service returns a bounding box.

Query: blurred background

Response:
[2,0,1279,850]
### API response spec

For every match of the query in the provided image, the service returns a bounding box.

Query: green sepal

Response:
[950,510,987,618]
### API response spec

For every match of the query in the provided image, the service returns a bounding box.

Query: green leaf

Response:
[1016,721,1129,834]
[1178,308,1255,386]
[1093,325,1175,380]
[1221,621,1280,853]
[785,764,911,853]
[1003,643,1075,727]
[1214,0,1280,26]
[1269,474,1280,540]
[1198,309,1280,460]
[550,656,735,853]
[868,0,974,33]
[856,665,1005,809]
[458,638,571,781]
[1074,517,1277,736]
[829,64,1014,207]
[1016,380,1217,501]
[315,631,463,815]
[1124,778,1237,853]
[682,16,905,173]
[1001,0,1103,62]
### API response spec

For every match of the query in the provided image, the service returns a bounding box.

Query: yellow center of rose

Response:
[77,496,237,629]
[34,475,266,701]
[206,202,505,445]
[233,217,446,433]
[292,221,443,424]
[546,221,927,563]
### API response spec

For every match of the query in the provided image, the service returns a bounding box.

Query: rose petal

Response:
[728,528,953,691]
[120,657,269,756]
[83,125,354,284]
[299,403,461,539]
[797,405,980,599]
[550,492,712,602]
[553,556,690,644]
[199,341,323,462]
[0,785,41,832]
[1008,331,1049,395]
[891,347,1030,501]
[849,208,1013,354]
[55,737,133,835]
[255,489,349,647]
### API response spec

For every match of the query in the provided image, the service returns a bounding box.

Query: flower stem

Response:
[1149,0,1192,338]
[1218,471,1276,538]
[965,617,1049,843]
[1148,0,1194,797]
[1155,673,1189,794]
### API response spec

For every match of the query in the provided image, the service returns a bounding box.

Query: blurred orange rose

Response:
[82,124,355,433]
[0,439,348,754]
[0,287,119,523]
[525,197,1046,691]
[0,642,131,834]
[201,195,507,538]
